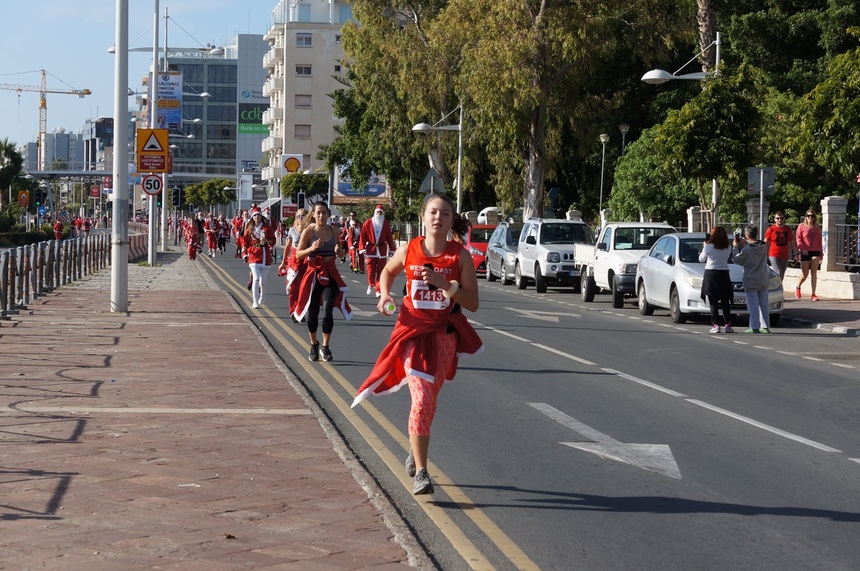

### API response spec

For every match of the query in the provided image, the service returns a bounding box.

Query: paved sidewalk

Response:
[0,253,426,570]
[780,297,860,335]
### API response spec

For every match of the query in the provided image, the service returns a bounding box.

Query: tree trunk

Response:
[522,97,549,220]
[697,0,717,72]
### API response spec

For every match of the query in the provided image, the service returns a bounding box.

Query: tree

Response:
[183,178,236,212]
[0,139,24,212]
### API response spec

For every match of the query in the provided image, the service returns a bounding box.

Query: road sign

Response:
[142,174,163,196]
[136,128,169,173]
[747,166,775,195]
[17,190,29,207]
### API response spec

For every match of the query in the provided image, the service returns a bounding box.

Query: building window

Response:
[334,64,342,73]
[296,65,312,76]
[296,33,312,47]
[336,35,341,43]
[295,124,311,139]
[295,94,312,108]
[338,5,353,24]
[297,4,311,22]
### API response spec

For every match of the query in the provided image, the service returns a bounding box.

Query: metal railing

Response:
[834,223,860,273]
[1,232,149,319]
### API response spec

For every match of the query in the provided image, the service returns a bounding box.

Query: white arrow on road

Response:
[529,402,681,479]
[504,307,580,323]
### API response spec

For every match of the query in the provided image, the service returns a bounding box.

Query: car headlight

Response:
[618,263,637,274]
[768,275,782,291]
[682,271,703,289]
[469,246,483,256]
[546,252,560,263]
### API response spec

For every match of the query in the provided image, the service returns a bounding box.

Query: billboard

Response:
[155,72,183,130]
[334,165,391,206]
[239,102,269,135]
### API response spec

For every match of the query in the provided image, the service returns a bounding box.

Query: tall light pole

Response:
[619,123,630,156]
[111,0,130,312]
[598,133,610,220]
[412,105,463,212]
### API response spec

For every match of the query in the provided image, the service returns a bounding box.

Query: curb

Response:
[779,315,860,336]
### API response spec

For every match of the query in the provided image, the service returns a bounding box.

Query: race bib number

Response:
[410,280,450,310]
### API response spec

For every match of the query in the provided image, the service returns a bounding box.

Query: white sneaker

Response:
[252,302,259,309]
[366,286,374,295]
[375,291,381,298]
[257,297,264,306]
[709,324,720,334]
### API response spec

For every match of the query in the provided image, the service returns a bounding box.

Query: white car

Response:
[635,232,784,325]
[477,207,501,225]
[515,217,595,293]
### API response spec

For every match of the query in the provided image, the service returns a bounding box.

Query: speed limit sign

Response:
[142,174,163,196]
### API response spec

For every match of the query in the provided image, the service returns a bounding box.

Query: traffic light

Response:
[297,191,305,210]
[34,190,42,207]
[156,193,162,208]
[172,187,181,207]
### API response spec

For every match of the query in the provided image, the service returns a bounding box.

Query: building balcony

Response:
[262,107,283,125]
[262,165,279,181]
[261,136,283,153]
[261,76,284,97]
[263,46,283,69]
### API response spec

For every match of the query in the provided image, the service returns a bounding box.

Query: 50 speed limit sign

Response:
[142,174,163,196]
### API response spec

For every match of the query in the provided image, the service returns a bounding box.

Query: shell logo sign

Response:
[281,154,303,175]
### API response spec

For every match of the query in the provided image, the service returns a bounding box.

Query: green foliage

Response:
[183,178,236,212]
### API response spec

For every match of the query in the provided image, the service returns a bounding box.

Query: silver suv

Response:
[515,217,595,293]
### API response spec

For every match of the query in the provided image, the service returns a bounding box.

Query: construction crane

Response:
[0,69,91,169]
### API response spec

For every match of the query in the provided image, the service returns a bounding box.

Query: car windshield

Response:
[470,227,495,243]
[507,227,522,245]
[615,227,674,250]
[679,238,704,263]
[539,223,594,245]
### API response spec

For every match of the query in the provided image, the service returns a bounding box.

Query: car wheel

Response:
[535,265,547,293]
[669,287,687,324]
[581,271,596,302]
[638,282,654,315]
[501,264,513,285]
[611,274,624,308]
[769,313,781,327]
[487,265,497,282]
[515,263,527,290]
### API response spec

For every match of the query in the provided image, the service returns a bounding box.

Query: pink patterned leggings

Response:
[404,331,458,436]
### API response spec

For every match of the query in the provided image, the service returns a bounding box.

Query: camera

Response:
[423,263,438,290]
[734,232,742,241]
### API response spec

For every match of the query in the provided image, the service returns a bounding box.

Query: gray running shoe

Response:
[320,345,333,362]
[309,343,319,362]
[405,452,416,477]
[413,468,434,495]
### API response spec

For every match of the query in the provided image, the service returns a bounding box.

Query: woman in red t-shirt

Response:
[352,194,483,495]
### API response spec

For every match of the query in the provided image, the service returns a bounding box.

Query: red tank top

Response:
[404,238,463,314]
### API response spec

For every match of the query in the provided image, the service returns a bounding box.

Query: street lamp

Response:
[598,133,609,220]
[641,32,722,225]
[412,105,464,212]
[619,123,630,156]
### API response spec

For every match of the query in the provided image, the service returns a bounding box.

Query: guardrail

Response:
[1,231,148,319]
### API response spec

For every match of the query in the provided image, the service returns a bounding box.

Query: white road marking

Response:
[532,344,596,366]
[685,400,842,453]
[602,368,687,398]
[529,402,681,479]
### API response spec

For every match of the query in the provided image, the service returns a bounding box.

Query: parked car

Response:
[486,222,523,284]
[635,232,784,325]
[465,224,496,276]
[515,217,595,293]
[477,207,501,225]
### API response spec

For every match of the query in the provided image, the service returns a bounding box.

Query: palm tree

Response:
[0,138,25,212]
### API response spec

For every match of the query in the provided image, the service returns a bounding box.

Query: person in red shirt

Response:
[359,204,397,297]
[352,194,482,495]
[53,219,64,241]
[764,211,794,282]
[244,207,277,308]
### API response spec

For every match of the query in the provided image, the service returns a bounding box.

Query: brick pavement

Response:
[0,259,428,570]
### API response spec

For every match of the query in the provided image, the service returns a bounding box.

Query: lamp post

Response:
[641,32,722,226]
[619,123,630,156]
[598,133,609,223]
[111,0,130,312]
[412,105,463,212]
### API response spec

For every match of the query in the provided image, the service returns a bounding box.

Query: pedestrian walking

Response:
[277,208,308,319]
[733,225,771,333]
[764,211,794,282]
[359,205,397,297]
[244,207,277,309]
[699,226,735,334]
[351,194,483,495]
[795,209,823,301]
[293,201,351,362]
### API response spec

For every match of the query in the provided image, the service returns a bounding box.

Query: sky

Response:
[0,0,280,149]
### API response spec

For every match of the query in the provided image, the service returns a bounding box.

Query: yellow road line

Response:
[203,257,539,570]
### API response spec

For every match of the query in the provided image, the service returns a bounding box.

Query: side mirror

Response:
[526,236,536,245]
[597,242,607,251]
[666,255,675,266]
[491,241,502,248]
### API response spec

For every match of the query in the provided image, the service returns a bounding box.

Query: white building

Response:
[261,1,352,199]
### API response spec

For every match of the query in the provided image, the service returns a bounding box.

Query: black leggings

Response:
[708,296,733,326]
[307,281,338,334]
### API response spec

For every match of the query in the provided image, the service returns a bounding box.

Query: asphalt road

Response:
[202,252,860,570]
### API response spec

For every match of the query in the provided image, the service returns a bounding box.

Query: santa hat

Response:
[375,205,385,213]
[250,207,263,217]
